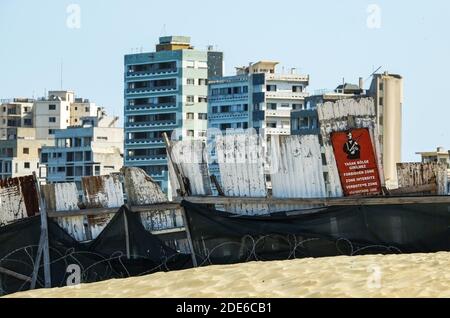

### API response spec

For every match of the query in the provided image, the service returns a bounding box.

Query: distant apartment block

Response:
[0,98,35,140]
[291,72,403,189]
[0,91,108,180]
[124,36,223,194]
[34,90,103,140]
[208,61,309,174]
[0,127,53,179]
[40,116,123,190]
[291,80,365,135]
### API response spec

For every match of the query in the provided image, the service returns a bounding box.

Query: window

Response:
[221,106,231,113]
[211,88,219,96]
[187,78,195,85]
[187,130,194,137]
[293,103,303,110]
[299,117,309,128]
[212,106,218,113]
[243,86,248,93]
[187,96,195,103]
[198,96,207,103]
[198,113,207,120]
[23,148,29,154]
[198,79,207,85]
[243,104,249,111]
[267,122,277,128]
[24,118,32,126]
[186,113,194,120]
[379,82,384,91]
[74,107,78,111]
[266,85,277,92]
[57,167,65,172]
[24,162,30,169]
[292,85,303,92]
[267,103,277,110]
[85,107,90,112]
[198,131,206,137]
[49,117,56,123]
[280,103,290,108]
[243,122,248,129]
[379,97,384,106]
[24,107,29,112]
[48,129,55,135]
[49,104,56,110]
[41,153,48,163]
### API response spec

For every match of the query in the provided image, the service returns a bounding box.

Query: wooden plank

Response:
[33,172,51,288]
[47,203,180,218]
[173,195,450,207]
[0,266,32,283]
[389,184,437,195]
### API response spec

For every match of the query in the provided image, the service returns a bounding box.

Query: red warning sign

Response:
[331,128,382,197]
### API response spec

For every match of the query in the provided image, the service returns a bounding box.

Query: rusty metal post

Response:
[31,172,51,289]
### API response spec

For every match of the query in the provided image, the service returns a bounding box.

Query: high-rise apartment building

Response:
[207,61,309,176]
[124,36,223,194]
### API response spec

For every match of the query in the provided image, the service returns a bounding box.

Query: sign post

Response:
[331,128,382,196]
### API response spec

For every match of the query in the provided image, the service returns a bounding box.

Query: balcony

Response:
[125,119,179,129]
[265,91,309,100]
[264,127,291,135]
[265,109,291,118]
[125,138,165,146]
[125,155,167,162]
[266,74,309,83]
[126,68,178,78]
[126,86,177,94]
[126,103,177,112]
[208,111,249,121]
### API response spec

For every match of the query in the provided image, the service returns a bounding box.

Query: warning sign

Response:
[331,128,382,196]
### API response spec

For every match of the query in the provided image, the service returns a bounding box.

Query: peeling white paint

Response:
[171,140,212,196]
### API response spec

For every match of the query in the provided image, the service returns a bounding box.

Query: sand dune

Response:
[5,252,450,298]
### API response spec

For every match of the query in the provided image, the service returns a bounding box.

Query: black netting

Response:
[181,200,450,265]
[0,206,191,296]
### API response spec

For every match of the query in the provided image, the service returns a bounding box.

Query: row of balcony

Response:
[125,119,179,128]
[126,68,178,78]
[126,86,178,94]
[126,102,177,109]
[125,138,165,145]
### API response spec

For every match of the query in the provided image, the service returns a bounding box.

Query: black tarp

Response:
[0,206,191,296]
[181,200,450,265]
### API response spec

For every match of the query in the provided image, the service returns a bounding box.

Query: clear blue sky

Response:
[1,0,449,161]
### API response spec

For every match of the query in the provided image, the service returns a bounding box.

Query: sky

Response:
[1,0,449,161]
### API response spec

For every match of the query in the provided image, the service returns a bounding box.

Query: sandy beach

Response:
[5,252,450,298]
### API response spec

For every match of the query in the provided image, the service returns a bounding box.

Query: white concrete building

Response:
[40,116,123,190]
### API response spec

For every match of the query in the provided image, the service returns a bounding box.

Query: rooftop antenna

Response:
[160,24,167,37]
[60,58,63,90]
[365,65,383,82]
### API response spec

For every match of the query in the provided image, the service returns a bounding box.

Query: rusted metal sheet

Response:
[139,209,184,232]
[397,162,448,195]
[269,135,326,211]
[171,140,212,196]
[0,175,38,226]
[82,174,124,209]
[215,133,268,215]
[121,167,168,205]
[317,97,383,197]
[41,182,85,241]
[88,213,116,239]
[56,216,87,242]
[41,183,79,212]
